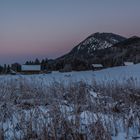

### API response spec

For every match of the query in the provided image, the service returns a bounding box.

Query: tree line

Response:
[0,58,49,74]
[0,56,96,74]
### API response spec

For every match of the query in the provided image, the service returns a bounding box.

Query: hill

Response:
[53,32,126,70]
[57,32,126,60]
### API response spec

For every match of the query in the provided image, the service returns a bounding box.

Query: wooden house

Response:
[21,65,41,74]
[91,64,103,70]
[124,62,134,66]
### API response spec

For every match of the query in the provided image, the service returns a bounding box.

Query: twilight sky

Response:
[0,0,140,64]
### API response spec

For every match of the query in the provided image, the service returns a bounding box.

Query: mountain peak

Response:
[69,32,126,57]
[57,32,126,61]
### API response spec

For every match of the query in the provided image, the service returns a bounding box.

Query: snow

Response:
[92,64,103,68]
[112,133,140,140]
[35,63,140,85]
[77,35,116,53]
[80,111,98,125]
[110,38,119,43]
[89,91,98,98]
[98,40,112,50]
[124,62,134,66]
[21,65,41,71]
[1,63,140,86]
[112,133,127,140]
[0,64,140,139]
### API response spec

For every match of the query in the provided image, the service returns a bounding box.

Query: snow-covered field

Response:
[0,64,140,140]
[1,63,140,85]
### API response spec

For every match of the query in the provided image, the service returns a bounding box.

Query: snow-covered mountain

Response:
[71,32,126,55]
[57,33,126,61]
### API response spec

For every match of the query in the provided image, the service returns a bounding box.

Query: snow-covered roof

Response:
[10,69,16,74]
[92,64,103,68]
[124,62,134,66]
[22,65,41,71]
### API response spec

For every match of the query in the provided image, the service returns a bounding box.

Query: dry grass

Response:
[0,76,140,140]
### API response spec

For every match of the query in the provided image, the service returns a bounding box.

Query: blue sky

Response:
[0,0,140,64]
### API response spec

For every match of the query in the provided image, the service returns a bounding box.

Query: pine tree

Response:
[0,65,3,74]
[25,61,29,65]
[3,64,7,74]
[6,65,11,74]
[34,58,40,64]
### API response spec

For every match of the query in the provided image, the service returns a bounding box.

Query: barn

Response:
[91,64,103,70]
[21,65,41,74]
[124,62,134,66]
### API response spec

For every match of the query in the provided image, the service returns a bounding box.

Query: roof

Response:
[21,65,41,71]
[92,64,103,67]
[10,69,16,74]
[124,62,134,66]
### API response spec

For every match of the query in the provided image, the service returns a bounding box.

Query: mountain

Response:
[57,32,126,61]
[50,33,140,71]
[103,36,140,66]
[112,36,140,48]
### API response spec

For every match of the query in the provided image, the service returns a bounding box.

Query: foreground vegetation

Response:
[0,76,140,140]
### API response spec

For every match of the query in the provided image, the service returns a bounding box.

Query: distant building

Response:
[10,69,17,75]
[91,64,103,70]
[124,62,134,66]
[21,65,41,74]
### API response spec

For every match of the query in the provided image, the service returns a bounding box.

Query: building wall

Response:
[21,70,40,74]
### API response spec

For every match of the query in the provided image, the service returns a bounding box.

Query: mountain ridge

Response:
[50,32,140,71]
[57,32,126,61]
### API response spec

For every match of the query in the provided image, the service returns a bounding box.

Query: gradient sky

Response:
[0,0,140,64]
